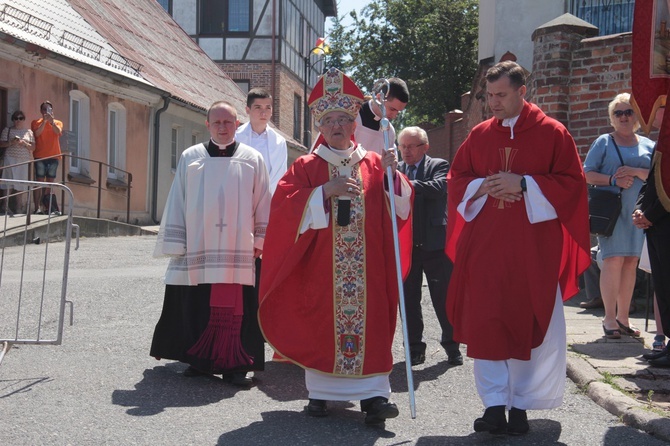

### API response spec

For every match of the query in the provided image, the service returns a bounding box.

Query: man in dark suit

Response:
[397,127,462,367]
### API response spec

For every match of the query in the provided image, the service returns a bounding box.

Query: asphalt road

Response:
[0,235,667,445]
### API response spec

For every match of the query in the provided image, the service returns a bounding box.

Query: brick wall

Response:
[219,62,312,157]
[440,16,651,163]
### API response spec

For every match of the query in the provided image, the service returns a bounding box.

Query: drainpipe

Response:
[271,0,276,109]
[151,95,171,223]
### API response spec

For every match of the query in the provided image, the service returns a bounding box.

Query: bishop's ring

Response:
[347,187,353,192]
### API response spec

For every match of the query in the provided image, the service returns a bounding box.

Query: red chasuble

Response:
[445,102,590,361]
[259,150,412,376]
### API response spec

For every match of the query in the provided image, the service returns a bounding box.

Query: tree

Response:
[327,0,478,126]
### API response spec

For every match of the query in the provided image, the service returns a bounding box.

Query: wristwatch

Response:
[520,177,527,193]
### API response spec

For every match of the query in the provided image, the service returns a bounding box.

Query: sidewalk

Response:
[565,292,670,441]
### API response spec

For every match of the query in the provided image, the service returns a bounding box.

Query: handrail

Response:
[0,153,132,225]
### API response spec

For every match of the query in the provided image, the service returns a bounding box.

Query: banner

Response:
[631,0,670,211]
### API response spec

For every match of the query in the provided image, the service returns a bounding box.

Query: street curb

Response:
[567,353,670,442]
[1,216,157,247]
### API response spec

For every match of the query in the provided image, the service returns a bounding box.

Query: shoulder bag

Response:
[588,134,624,237]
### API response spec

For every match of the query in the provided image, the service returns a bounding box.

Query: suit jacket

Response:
[399,155,449,251]
[235,122,288,195]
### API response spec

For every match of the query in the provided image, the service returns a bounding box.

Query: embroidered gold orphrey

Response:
[331,163,366,375]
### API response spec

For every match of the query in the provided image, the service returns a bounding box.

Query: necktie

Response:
[408,165,417,180]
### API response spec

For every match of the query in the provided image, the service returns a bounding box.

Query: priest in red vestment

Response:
[259,68,413,425]
[446,61,590,435]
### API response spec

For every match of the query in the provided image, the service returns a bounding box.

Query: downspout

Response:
[271,0,276,107]
[151,95,171,223]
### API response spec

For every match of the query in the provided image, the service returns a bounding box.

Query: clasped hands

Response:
[321,149,398,200]
[476,171,524,202]
[632,209,652,230]
[612,166,637,189]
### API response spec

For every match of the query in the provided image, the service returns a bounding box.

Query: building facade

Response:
[159,0,337,159]
[429,0,638,163]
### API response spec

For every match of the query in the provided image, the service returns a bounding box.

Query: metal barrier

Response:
[0,179,79,365]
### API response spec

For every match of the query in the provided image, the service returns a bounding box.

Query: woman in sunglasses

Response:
[583,93,654,339]
[0,110,35,215]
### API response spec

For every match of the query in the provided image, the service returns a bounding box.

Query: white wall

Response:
[479,0,566,70]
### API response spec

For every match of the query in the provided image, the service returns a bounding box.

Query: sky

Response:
[325,0,369,33]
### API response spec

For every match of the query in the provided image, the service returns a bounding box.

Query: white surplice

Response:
[154,142,271,286]
[235,122,287,195]
[459,177,566,410]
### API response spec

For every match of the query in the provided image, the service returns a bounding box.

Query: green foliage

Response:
[326,0,478,126]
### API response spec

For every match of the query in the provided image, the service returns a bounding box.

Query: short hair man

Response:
[446,61,590,435]
[354,77,409,154]
[259,68,413,424]
[31,101,63,214]
[235,88,288,195]
[397,126,461,368]
[151,101,271,387]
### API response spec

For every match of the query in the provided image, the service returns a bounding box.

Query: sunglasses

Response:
[613,109,634,118]
[12,117,25,121]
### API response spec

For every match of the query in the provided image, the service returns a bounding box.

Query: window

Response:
[68,91,90,174]
[156,0,171,14]
[294,94,302,141]
[228,0,250,32]
[171,127,181,170]
[200,0,250,34]
[107,103,127,180]
[234,80,250,94]
[192,132,199,146]
[568,0,634,36]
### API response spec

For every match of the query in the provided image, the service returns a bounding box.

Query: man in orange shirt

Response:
[31,101,63,214]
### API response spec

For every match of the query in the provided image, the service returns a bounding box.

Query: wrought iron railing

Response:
[0,154,132,225]
[568,0,635,36]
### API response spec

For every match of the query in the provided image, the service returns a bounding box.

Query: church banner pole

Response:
[372,78,417,419]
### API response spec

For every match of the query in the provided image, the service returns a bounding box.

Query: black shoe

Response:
[305,399,328,417]
[474,405,507,435]
[643,347,668,361]
[507,407,529,435]
[447,351,463,366]
[361,397,399,425]
[182,366,209,377]
[410,351,425,366]
[648,353,670,368]
[223,372,253,387]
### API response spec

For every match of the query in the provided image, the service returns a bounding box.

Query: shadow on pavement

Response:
[389,359,454,393]
[112,362,246,416]
[0,376,52,398]
[216,410,397,446]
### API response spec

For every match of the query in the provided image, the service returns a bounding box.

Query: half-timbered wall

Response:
[167,0,332,145]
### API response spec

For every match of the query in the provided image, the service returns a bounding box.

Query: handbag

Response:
[588,134,624,237]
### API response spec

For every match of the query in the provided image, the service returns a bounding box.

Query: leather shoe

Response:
[507,407,529,435]
[648,353,670,368]
[410,351,425,366]
[447,351,463,366]
[643,347,668,361]
[474,405,507,435]
[305,399,328,417]
[580,297,603,309]
[223,372,253,387]
[361,397,399,424]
